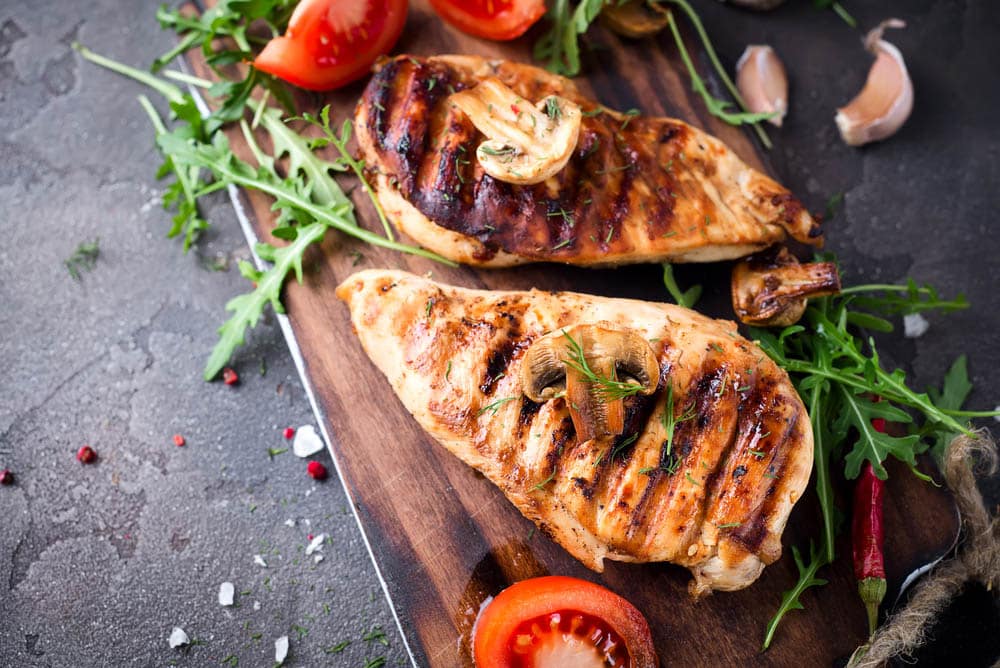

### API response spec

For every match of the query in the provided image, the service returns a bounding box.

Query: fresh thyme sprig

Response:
[561,330,647,402]
[477,396,519,416]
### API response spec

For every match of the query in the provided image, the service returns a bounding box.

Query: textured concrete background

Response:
[1,0,997,666]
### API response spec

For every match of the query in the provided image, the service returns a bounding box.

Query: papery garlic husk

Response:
[736,45,788,127]
[835,19,913,147]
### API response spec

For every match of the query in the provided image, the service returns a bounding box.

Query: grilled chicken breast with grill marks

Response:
[336,270,813,595]
[355,55,822,268]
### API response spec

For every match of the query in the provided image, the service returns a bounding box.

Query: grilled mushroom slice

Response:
[449,77,582,185]
[731,247,841,327]
[520,324,659,443]
[601,0,669,38]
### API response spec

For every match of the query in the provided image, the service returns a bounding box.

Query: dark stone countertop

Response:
[1,0,997,666]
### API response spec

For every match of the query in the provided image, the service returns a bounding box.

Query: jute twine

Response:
[849,430,1000,667]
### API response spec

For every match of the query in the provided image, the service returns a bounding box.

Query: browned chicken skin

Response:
[337,270,814,595]
[355,54,822,268]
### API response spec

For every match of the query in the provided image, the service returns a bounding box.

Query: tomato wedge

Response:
[429,0,545,41]
[253,0,407,92]
[473,576,658,668]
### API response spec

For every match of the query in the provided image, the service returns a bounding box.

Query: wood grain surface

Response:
[185,2,959,664]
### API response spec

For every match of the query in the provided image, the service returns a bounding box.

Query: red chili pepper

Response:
[307,461,328,481]
[852,419,887,636]
[76,445,98,464]
[173,434,186,447]
[0,469,13,485]
[283,427,296,440]
[222,367,239,385]
[511,103,520,114]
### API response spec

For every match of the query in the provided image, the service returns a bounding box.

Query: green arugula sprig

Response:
[153,0,297,132]
[755,277,998,648]
[561,330,648,401]
[662,262,702,309]
[533,0,605,77]
[762,541,830,650]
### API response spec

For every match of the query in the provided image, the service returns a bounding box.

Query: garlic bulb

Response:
[736,45,788,127]
[835,19,913,147]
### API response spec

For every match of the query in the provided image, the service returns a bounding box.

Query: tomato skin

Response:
[429,0,545,41]
[473,575,658,668]
[254,0,408,92]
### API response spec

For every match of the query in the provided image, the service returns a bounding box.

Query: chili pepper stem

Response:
[857,576,886,635]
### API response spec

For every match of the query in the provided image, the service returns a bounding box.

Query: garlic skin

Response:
[835,19,913,147]
[736,45,788,127]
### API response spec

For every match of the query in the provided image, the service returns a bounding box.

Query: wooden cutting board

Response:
[184,3,959,664]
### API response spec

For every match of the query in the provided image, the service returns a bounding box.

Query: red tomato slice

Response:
[473,576,659,668]
[253,0,407,92]
[429,0,545,41]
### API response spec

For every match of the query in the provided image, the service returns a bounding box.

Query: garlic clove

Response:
[736,45,788,127]
[835,19,913,147]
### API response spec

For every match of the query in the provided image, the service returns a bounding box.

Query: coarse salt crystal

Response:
[903,313,930,338]
[168,627,189,648]
[314,554,324,564]
[293,425,324,458]
[274,635,289,664]
[253,600,261,611]
[305,533,326,555]
[284,518,296,527]
[218,582,235,606]
[253,554,268,568]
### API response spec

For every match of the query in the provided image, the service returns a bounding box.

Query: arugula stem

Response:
[322,126,396,241]
[163,135,456,266]
[840,284,937,296]
[151,30,200,72]
[808,384,836,564]
[661,0,772,149]
[830,2,857,28]
[73,43,186,105]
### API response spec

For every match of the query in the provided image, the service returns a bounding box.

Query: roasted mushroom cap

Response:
[731,247,841,327]
[520,324,659,443]
[601,0,669,38]
[449,78,582,186]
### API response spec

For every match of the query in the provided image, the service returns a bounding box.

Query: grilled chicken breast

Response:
[337,270,813,595]
[354,55,822,268]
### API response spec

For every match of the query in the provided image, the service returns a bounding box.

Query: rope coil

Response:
[849,431,999,667]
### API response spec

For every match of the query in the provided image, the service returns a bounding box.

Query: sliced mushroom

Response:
[731,247,841,327]
[449,78,582,186]
[601,0,669,38]
[835,19,913,147]
[736,45,788,127]
[520,324,659,443]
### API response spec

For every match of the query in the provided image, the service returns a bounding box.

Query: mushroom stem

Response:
[566,358,626,443]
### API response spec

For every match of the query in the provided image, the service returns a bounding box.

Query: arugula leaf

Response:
[926,355,974,458]
[533,0,605,77]
[841,280,968,316]
[205,223,327,380]
[834,386,920,480]
[662,262,702,309]
[762,541,830,650]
